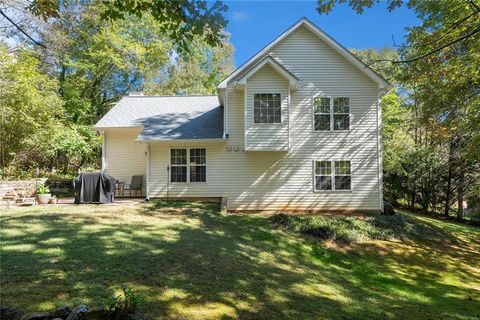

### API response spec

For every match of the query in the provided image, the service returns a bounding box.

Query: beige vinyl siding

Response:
[103,128,146,193]
[245,64,290,151]
[110,25,381,211]
[148,25,381,211]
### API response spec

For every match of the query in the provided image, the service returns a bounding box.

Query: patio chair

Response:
[123,175,143,197]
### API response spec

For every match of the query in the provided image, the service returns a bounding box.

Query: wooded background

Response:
[0,0,478,218]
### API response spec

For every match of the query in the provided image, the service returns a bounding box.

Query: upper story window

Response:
[170,148,206,183]
[254,93,281,124]
[313,97,350,131]
[314,160,351,191]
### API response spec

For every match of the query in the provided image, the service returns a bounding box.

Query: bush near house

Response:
[270,212,445,244]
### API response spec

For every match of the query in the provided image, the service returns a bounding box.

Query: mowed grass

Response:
[1,201,479,319]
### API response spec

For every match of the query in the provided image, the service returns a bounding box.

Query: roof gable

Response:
[235,56,300,90]
[217,17,389,90]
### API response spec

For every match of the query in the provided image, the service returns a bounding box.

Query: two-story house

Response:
[94,18,390,212]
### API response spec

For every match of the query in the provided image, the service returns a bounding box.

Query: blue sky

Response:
[224,1,420,67]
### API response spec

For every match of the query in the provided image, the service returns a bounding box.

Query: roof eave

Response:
[135,138,227,143]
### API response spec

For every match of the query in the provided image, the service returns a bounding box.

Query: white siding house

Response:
[94,18,389,212]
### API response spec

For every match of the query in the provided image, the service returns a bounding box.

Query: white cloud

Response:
[231,10,250,22]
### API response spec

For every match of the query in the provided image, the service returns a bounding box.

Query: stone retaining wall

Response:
[0,179,47,197]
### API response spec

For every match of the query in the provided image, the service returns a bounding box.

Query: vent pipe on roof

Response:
[128,91,144,96]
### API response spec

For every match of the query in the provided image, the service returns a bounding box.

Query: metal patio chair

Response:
[124,175,143,197]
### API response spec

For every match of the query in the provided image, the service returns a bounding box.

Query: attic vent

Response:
[128,91,144,96]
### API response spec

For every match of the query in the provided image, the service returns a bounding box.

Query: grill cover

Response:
[73,172,116,204]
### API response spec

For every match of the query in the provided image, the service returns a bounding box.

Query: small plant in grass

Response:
[35,184,50,194]
[103,286,144,320]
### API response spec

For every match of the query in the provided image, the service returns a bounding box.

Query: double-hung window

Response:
[313,97,350,131]
[254,93,281,123]
[314,160,351,191]
[313,97,331,131]
[170,149,187,182]
[189,148,206,182]
[333,98,350,130]
[170,148,206,183]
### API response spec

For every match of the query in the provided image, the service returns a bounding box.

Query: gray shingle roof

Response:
[94,95,224,141]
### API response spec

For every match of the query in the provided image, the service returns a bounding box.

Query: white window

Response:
[313,97,331,131]
[314,160,351,191]
[254,93,281,123]
[333,98,350,130]
[334,160,351,190]
[189,148,206,182]
[170,148,206,183]
[313,97,350,131]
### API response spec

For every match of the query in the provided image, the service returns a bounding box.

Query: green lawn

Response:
[1,201,479,319]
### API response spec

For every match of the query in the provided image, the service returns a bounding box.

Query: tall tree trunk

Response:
[457,160,465,220]
[444,136,455,217]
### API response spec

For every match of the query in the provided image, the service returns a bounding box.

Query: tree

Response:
[329,1,480,218]
[145,35,234,95]
[317,0,480,64]
[6,0,228,53]
[0,43,101,177]
[0,44,63,171]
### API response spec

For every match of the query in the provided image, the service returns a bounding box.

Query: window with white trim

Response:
[254,93,281,123]
[189,148,206,182]
[313,97,330,131]
[333,98,350,130]
[314,160,351,191]
[334,160,351,190]
[170,149,187,182]
[313,97,350,131]
[314,160,332,190]
[170,148,207,183]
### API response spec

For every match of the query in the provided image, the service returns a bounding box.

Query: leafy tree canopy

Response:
[27,0,228,53]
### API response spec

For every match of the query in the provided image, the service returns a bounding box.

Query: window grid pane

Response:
[254,93,281,123]
[314,115,330,131]
[314,161,332,191]
[171,165,187,183]
[189,148,206,182]
[171,149,187,165]
[190,165,206,182]
[314,97,330,114]
[334,161,351,190]
[333,97,349,131]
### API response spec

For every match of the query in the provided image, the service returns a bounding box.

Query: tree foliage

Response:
[28,0,228,53]
[0,0,234,179]
[347,0,480,218]
[0,44,101,178]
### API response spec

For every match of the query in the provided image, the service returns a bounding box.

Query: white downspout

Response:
[146,143,150,200]
[101,131,106,173]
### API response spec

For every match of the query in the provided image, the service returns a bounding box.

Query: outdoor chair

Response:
[124,175,143,197]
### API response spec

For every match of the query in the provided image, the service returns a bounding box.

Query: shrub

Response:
[269,213,444,244]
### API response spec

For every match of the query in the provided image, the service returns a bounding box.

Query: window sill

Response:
[170,182,208,184]
[313,189,352,193]
[312,129,351,133]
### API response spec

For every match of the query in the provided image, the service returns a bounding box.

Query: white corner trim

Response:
[146,143,150,200]
[377,92,384,212]
[101,131,106,172]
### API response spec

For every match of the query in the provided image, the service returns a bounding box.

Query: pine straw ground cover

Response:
[0,200,479,319]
